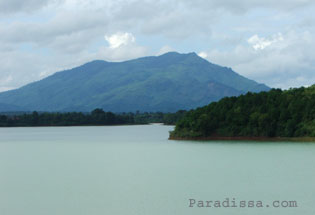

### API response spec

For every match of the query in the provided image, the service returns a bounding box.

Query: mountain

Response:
[0,103,26,112]
[0,52,269,112]
[170,85,315,139]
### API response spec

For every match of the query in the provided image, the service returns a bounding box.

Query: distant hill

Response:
[0,52,269,112]
[0,103,26,112]
[170,85,315,139]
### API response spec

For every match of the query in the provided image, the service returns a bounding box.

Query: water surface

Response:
[0,125,314,215]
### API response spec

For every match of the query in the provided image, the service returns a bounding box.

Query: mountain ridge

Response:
[0,52,270,112]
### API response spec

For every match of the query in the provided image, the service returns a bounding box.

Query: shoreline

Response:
[169,136,315,142]
[0,123,174,128]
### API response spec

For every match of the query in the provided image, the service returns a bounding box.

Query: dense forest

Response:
[170,85,315,139]
[0,109,186,127]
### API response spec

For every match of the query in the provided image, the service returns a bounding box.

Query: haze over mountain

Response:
[0,52,269,112]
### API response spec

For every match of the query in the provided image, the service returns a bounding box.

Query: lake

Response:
[0,124,314,215]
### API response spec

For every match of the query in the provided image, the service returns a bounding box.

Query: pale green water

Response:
[0,125,315,215]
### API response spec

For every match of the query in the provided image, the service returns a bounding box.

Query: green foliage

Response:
[171,85,315,138]
[0,109,186,127]
[0,52,269,112]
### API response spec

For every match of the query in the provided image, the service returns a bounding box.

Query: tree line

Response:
[170,85,315,138]
[0,109,186,127]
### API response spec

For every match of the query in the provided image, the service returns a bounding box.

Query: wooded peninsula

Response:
[170,85,315,141]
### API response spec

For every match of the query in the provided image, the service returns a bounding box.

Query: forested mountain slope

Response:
[0,52,269,112]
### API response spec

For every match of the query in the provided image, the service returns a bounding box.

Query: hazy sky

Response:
[0,0,315,92]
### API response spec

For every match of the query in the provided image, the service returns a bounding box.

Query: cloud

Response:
[0,87,14,93]
[0,0,314,91]
[0,10,108,45]
[0,50,56,90]
[99,32,148,61]
[97,45,148,62]
[180,0,315,14]
[157,45,174,55]
[105,32,136,49]
[198,51,208,58]
[0,75,13,85]
[0,0,62,14]
[203,30,315,89]
[0,76,14,92]
[248,33,284,50]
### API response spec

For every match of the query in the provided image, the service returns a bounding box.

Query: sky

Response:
[0,0,315,92]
